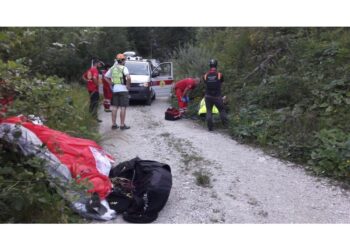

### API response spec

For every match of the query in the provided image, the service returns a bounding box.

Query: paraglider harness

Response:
[107,157,172,223]
[107,176,136,214]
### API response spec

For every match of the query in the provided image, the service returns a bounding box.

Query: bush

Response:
[171,43,211,80]
[1,60,99,141]
[229,105,270,143]
[0,140,81,223]
[309,129,350,178]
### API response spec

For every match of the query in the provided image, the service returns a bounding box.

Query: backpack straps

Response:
[217,72,222,80]
[204,73,208,81]
[204,71,222,81]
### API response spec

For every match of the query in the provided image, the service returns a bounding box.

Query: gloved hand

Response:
[181,96,190,103]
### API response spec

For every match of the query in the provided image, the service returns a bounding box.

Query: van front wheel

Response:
[145,96,152,106]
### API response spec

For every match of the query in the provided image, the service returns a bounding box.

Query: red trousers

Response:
[175,88,187,113]
[102,79,112,109]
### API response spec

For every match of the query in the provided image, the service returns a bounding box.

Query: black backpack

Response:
[108,157,172,223]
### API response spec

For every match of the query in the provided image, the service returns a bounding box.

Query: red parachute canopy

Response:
[0,116,114,199]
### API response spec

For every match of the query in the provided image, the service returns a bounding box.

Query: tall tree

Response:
[127,27,196,60]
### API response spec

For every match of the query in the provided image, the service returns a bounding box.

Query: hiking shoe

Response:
[104,109,112,113]
[181,113,190,119]
[111,124,119,130]
[120,125,130,130]
[96,118,102,123]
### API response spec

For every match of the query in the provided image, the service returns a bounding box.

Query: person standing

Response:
[104,53,131,130]
[82,60,103,122]
[203,59,228,131]
[174,77,200,115]
[101,64,112,112]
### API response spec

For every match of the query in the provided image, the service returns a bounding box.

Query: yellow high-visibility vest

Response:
[198,98,219,115]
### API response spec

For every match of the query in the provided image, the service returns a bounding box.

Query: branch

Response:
[243,48,283,81]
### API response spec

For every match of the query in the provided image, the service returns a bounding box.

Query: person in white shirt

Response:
[104,53,131,130]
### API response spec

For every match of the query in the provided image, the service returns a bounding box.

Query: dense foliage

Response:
[0,27,195,81]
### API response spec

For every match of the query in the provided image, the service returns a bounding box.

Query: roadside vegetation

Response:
[0,60,99,222]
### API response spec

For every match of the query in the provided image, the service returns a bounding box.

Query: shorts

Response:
[111,92,129,107]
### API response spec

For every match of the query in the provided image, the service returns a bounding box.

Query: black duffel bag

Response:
[108,157,172,223]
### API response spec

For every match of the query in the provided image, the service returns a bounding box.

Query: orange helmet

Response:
[116,53,126,61]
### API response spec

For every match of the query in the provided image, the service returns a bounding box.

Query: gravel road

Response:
[98,97,350,223]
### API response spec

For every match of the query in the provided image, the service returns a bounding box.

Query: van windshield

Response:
[125,62,149,75]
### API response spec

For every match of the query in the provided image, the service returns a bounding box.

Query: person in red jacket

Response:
[174,77,200,115]
[82,60,103,122]
[101,64,112,112]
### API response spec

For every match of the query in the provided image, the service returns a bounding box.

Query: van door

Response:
[151,62,173,98]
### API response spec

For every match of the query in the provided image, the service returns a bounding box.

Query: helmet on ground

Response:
[116,53,126,62]
[209,59,217,68]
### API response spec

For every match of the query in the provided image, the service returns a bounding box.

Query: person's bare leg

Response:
[111,106,119,126]
[120,107,126,126]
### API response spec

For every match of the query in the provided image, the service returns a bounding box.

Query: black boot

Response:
[207,119,213,131]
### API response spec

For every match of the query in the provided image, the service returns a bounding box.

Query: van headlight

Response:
[139,82,150,87]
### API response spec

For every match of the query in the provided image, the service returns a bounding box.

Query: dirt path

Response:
[99,97,350,223]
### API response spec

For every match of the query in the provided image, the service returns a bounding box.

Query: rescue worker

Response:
[203,59,228,131]
[104,53,131,130]
[101,64,112,112]
[174,77,200,115]
[82,60,103,122]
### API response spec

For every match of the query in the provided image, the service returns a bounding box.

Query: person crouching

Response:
[174,77,200,116]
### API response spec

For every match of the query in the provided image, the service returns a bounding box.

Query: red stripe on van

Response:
[152,79,174,86]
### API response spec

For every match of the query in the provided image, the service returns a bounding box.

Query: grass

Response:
[193,170,211,188]
[161,131,215,187]
[181,154,205,167]
[65,83,101,142]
